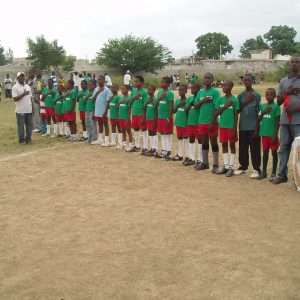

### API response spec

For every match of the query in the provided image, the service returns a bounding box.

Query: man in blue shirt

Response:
[92,75,111,146]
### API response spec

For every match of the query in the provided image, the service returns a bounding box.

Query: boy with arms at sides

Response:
[104,84,122,147]
[154,77,174,160]
[77,80,89,141]
[184,82,201,166]
[64,79,78,141]
[234,74,262,178]
[194,73,220,172]
[53,84,65,137]
[213,81,239,176]
[253,88,280,180]
[128,76,148,153]
[171,85,189,161]
[118,85,133,151]
[85,81,98,144]
[42,78,58,136]
[93,75,111,146]
[142,85,158,156]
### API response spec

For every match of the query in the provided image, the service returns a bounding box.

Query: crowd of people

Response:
[9,57,300,191]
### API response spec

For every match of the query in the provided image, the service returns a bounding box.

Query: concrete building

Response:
[250,49,272,60]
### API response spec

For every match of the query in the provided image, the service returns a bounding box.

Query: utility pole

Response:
[219,45,222,60]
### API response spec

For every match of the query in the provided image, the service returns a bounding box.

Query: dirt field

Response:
[1,140,300,300]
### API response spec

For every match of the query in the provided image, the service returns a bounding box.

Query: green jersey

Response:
[85,92,95,112]
[217,95,240,129]
[145,96,157,121]
[43,87,57,108]
[186,95,199,126]
[54,94,64,115]
[196,88,220,124]
[130,88,148,116]
[109,95,122,119]
[118,96,131,120]
[259,103,281,137]
[78,89,89,112]
[64,89,77,112]
[174,99,187,127]
[157,89,174,119]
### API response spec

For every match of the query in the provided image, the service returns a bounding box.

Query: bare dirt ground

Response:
[1,141,300,300]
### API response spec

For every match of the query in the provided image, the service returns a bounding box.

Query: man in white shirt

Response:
[123,70,131,89]
[12,72,33,144]
[73,71,80,92]
[4,73,13,100]
[104,72,112,88]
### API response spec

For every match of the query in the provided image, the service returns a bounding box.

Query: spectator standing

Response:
[104,72,112,89]
[4,74,13,100]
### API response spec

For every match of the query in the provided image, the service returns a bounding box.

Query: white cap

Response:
[16,71,25,78]
[126,70,130,74]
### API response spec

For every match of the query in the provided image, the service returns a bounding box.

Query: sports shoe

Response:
[272,177,288,185]
[116,144,123,150]
[42,133,50,137]
[126,145,134,152]
[33,129,40,132]
[109,142,117,147]
[234,169,246,176]
[140,148,148,155]
[171,154,183,161]
[211,165,220,174]
[145,149,155,156]
[62,135,70,139]
[250,170,260,179]
[193,160,201,168]
[91,140,101,145]
[127,146,140,152]
[165,151,172,161]
[79,136,85,141]
[226,168,234,177]
[257,172,267,180]
[102,142,109,147]
[269,174,276,182]
[182,157,189,165]
[195,162,209,170]
[155,150,166,158]
[184,159,195,166]
[216,167,228,175]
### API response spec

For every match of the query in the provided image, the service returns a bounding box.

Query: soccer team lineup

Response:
[12,57,300,190]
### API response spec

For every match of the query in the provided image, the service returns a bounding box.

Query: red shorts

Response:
[45,107,55,117]
[40,113,47,123]
[119,119,131,129]
[187,125,199,139]
[79,111,85,121]
[131,115,146,130]
[95,116,108,122]
[198,123,219,137]
[219,128,238,143]
[157,118,173,134]
[176,126,188,138]
[110,119,119,126]
[65,112,76,122]
[262,136,279,151]
[55,114,64,122]
[146,119,157,131]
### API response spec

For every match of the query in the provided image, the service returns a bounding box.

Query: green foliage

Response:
[0,43,7,66]
[95,34,174,73]
[239,36,269,59]
[5,48,13,64]
[26,35,75,75]
[264,25,297,55]
[195,32,233,59]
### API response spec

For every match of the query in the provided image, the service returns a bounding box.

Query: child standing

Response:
[254,88,280,180]
[54,85,65,137]
[65,79,78,141]
[155,77,174,160]
[39,93,47,134]
[143,85,158,156]
[171,85,189,161]
[184,82,201,166]
[214,81,239,176]
[85,81,98,144]
[234,74,262,178]
[129,76,148,153]
[118,85,133,150]
[77,80,89,141]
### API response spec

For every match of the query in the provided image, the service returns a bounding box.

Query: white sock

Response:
[153,135,158,150]
[98,133,103,143]
[178,139,183,157]
[166,134,172,151]
[53,124,58,135]
[83,131,87,138]
[111,133,116,144]
[118,133,123,145]
[47,124,51,134]
[184,138,189,157]
[142,131,148,149]
[230,153,235,168]
[105,135,109,144]
[59,123,64,135]
[149,136,153,149]
[223,153,229,169]
[122,141,127,147]
[161,135,166,151]
[135,131,140,148]
[198,143,203,162]
[63,122,68,135]
[189,143,195,161]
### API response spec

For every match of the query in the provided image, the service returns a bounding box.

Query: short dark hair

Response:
[179,84,188,92]
[135,75,144,83]
[123,84,130,90]
[266,87,276,95]
[81,80,87,85]
[204,72,214,79]
[162,76,171,85]
[147,84,156,91]
[68,79,74,87]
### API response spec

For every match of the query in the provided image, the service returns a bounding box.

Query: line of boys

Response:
[40,73,280,181]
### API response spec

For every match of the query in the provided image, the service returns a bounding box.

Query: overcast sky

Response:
[1,0,300,60]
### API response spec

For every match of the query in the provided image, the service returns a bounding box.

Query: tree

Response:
[26,35,75,75]
[239,36,269,59]
[195,32,233,59]
[0,43,6,66]
[5,48,13,64]
[95,35,174,73]
[264,25,297,55]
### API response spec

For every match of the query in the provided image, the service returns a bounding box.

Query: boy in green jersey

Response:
[42,78,58,136]
[155,77,175,159]
[77,80,89,141]
[254,88,280,180]
[184,82,201,166]
[171,85,189,161]
[129,76,149,153]
[142,85,158,156]
[194,73,220,172]
[213,81,239,177]
[53,84,64,137]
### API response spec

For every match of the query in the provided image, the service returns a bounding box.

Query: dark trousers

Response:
[16,113,33,143]
[238,130,261,172]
